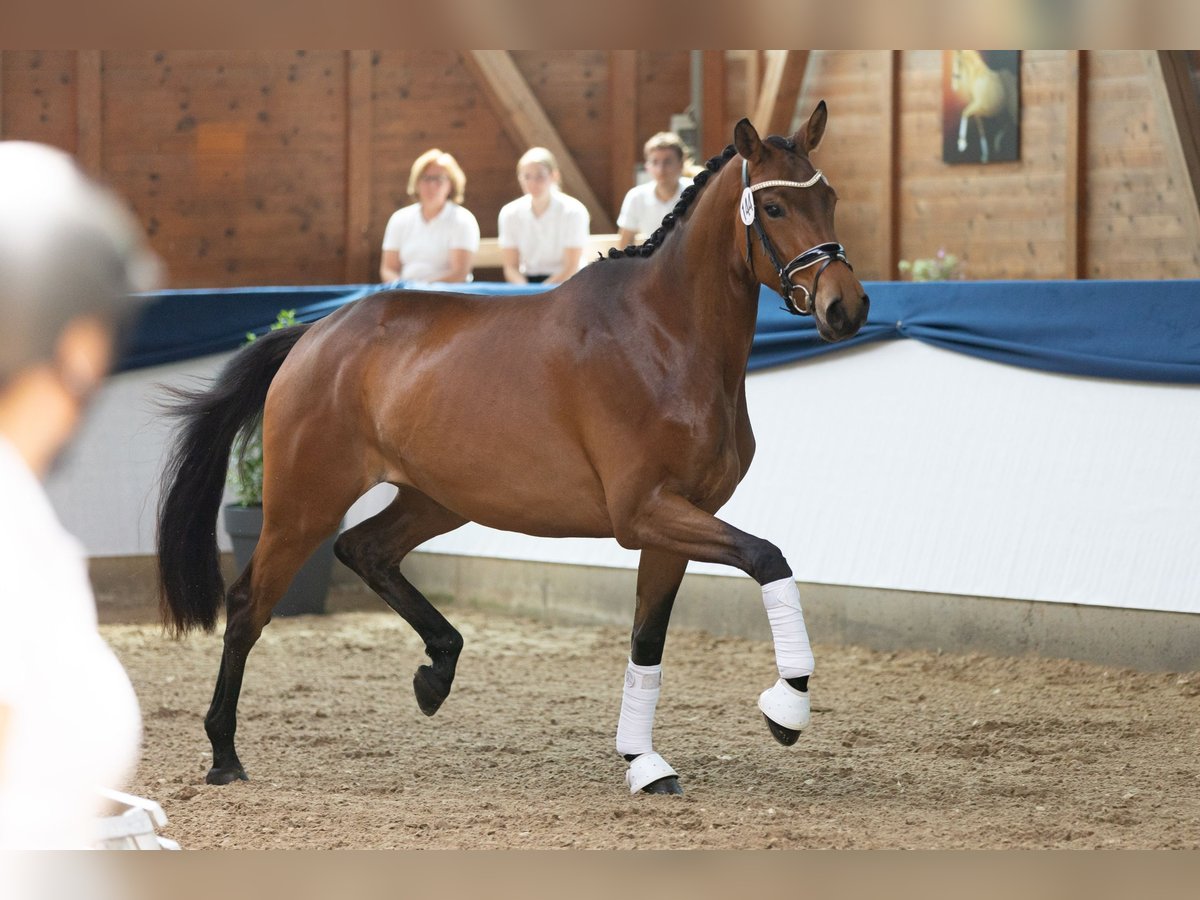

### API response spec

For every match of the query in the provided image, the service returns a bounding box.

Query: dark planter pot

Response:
[223,504,338,617]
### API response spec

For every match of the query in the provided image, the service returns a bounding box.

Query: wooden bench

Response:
[472,233,630,271]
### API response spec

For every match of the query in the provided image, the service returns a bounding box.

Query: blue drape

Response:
[117,279,1200,384]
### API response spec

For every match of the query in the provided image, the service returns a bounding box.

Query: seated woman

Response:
[498,147,590,284]
[380,149,480,283]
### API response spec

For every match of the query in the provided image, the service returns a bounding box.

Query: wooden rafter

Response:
[752,50,809,136]
[744,50,760,119]
[880,51,901,281]
[76,50,102,176]
[461,50,615,231]
[701,50,727,156]
[608,51,637,217]
[1064,50,1088,279]
[344,50,373,282]
[1149,51,1200,246]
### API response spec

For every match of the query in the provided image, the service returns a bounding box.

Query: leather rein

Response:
[741,158,852,316]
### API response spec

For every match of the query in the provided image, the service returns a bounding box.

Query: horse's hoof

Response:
[413,664,450,716]
[763,713,802,746]
[642,775,683,795]
[625,751,679,794]
[205,765,249,785]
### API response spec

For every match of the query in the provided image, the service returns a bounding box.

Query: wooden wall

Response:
[1,50,1197,287]
[799,50,1200,281]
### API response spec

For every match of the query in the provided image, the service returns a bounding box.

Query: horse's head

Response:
[733,102,869,342]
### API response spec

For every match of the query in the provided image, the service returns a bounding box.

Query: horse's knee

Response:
[334,521,388,570]
[333,529,363,570]
[747,538,791,585]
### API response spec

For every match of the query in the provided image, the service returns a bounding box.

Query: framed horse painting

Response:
[943,50,1021,164]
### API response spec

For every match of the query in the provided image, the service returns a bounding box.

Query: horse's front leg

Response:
[617,549,688,795]
[615,492,814,752]
[957,111,970,153]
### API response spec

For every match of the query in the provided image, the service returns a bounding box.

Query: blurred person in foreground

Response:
[0,142,160,871]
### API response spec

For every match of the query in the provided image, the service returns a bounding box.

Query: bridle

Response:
[741,158,853,316]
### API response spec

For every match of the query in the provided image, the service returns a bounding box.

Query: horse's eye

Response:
[764,204,783,219]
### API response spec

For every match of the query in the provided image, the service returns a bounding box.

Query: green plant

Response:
[227,309,297,506]
[898,248,964,282]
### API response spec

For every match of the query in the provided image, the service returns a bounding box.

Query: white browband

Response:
[748,170,826,192]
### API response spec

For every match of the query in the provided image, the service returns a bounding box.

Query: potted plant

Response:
[223,310,338,616]
[898,248,965,282]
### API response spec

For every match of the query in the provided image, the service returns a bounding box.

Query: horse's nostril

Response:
[825,297,846,329]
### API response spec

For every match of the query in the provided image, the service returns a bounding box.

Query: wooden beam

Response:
[1064,50,1088,280]
[700,50,728,156]
[753,50,809,136]
[461,50,615,232]
[1149,51,1200,250]
[345,50,374,283]
[609,51,637,217]
[76,50,102,175]
[744,50,760,120]
[0,51,5,137]
[880,51,901,281]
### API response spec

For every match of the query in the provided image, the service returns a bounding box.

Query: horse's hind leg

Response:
[618,549,687,795]
[333,488,467,716]
[206,498,350,785]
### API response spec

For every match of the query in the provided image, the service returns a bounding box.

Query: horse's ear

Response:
[733,118,763,162]
[794,100,828,154]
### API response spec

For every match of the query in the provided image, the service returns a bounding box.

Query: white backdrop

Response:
[48,340,1200,615]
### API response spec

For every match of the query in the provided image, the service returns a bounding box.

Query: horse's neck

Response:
[640,173,761,384]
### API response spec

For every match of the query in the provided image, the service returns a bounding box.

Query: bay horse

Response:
[951,50,1019,163]
[157,102,869,796]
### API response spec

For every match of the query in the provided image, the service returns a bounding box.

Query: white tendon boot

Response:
[615,660,678,793]
[758,577,814,738]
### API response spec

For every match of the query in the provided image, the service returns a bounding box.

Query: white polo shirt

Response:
[381,201,481,283]
[497,189,590,278]
[0,436,141,851]
[616,178,688,238]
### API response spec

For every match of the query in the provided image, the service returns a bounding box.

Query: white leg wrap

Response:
[762,577,815,678]
[615,660,662,757]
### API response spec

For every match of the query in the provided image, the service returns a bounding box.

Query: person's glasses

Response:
[419,174,449,184]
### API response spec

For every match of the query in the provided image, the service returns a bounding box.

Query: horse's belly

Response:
[392,453,616,540]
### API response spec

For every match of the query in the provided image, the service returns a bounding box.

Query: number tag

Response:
[739,187,755,225]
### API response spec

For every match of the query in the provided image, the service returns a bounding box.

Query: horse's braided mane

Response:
[600,142,739,262]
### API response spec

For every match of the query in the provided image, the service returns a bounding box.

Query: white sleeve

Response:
[564,199,590,248]
[381,209,406,251]
[615,187,639,232]
[451,208,481,251]
[497,203,519,249]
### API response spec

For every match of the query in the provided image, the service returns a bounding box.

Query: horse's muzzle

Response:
[819,292,870,341]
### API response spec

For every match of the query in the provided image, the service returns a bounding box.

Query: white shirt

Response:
[381,202,481,282]
[616,178,688,237]
[0,436,141,850]
[497,189,590,277]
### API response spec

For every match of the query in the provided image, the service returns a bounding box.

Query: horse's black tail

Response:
[156,324,312,635]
